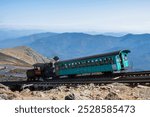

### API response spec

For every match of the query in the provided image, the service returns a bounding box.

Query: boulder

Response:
[0,83,9,91]
[105,92,121,100]
[65,93,75,100]
[0,93,17,100]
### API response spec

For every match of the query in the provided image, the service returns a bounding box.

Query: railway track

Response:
[0,71,150,90]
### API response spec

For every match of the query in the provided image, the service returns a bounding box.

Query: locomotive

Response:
[26,50,130,81]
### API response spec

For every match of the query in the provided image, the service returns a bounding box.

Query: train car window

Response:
[108,58,110,63]
[77,62,81,67]
[101,58,104,65]
[72,63,74,67]
[109,58,111,64]
[71,63,73,68]
[106,58,109,64]
[77,62,80,67]
[95,59,98,65]
[81,61,84,67]
[93,59,96,65]
[86,60,89,65]
[80,61,83,67]
[84,61,87,65]
[105,58,107,64]
[104,58,106,64]
[108,58,112,64]
[99,59,102,65]
[82,61,85,66]
[73,63,76,68]
[107,58,110,64]
[111,58,114,64]
[89,60,93,66]
[117,55,121,62]
[74,62,77,67]
[124,54,127,60]
[103,58,105,64]
[67,64,70,68]
[109,57,112,64]
[85,61,88,66]
[86,60,90,66]
[99,59,101,62]
[82,61,84,64]
[91,60,94,65]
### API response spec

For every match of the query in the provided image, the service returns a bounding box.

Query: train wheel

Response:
[68,75,76,78]
[103,71,113,76]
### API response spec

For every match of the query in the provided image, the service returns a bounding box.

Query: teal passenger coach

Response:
[55,50,130,76]
[26,50,131,81]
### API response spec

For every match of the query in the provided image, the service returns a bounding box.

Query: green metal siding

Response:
[56,55,117,76]
[121,52,129,68]
[58,64,114,75]
[115,55,121,70]
[55,51,130,76]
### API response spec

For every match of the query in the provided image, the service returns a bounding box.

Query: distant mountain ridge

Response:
[0,32,150,70]
[0,29,45,41]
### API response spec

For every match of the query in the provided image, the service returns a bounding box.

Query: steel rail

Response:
[0,71,150,90]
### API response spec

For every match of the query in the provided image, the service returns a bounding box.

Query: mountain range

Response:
[0,31,150,70]
[0,28,44,41]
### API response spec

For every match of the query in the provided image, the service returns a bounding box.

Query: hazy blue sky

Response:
[0,0,150,33]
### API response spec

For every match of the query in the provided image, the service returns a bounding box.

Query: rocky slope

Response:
[0,46,50,66]
[0,52,30,66]
[0,83,150,100]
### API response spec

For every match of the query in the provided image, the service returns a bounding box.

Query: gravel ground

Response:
[0,83,150,100]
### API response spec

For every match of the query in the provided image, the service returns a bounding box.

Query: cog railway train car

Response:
[26,50,130,81]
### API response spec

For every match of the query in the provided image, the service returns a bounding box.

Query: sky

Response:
[0,0,150,33]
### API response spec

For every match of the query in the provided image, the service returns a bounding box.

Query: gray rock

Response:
[105,92,121,100]
[65,93,75,100]
[21,88,30,94]
[0,94,8,100]
[0,83,9,91]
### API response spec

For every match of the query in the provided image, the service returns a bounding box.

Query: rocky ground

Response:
[0,65,30,81]
[0,82,150,100]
